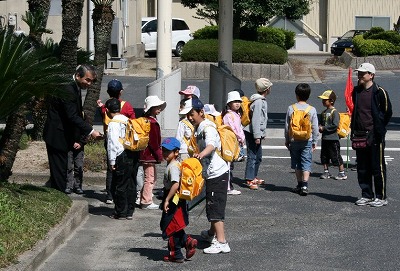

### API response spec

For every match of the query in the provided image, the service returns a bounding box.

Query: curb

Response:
[4,201,88,271]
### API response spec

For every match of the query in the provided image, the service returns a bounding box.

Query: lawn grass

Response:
[0,182,71,268]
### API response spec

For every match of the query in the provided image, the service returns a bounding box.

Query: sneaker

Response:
[320,172,332,179]
[291,186,301,194]
[299,186,308,196]
[109,214,126,220]
[334,173,348,180]
[246,180,258,190]
[368,198,388,207]
[200,230,216,244]
[355,197,373,206]
[227,189,241,195]
[126,215,133,220]
[141,203,160,210]
[185,236,198,259]
[203,241,231,254]
[254,178,265,185]
[163,255,184,263]
[105,199,113,204]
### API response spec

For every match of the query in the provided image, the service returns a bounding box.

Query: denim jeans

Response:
[244,131,262,180]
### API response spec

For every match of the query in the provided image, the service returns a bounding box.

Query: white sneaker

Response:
[200,230,216,244]
[355,197,373,206]
[141,203,159,210]
[227,189,241,195]
[368,198,388,207]
[203,241,231,254]
[105,199,113,204]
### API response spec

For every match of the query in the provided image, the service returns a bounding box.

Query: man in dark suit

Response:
[44,64,102,193]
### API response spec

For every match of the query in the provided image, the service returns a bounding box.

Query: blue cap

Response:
[107,79,123,92]
[161,137,181,150]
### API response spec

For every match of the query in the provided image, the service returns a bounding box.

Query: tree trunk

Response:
[59,0,85,74]
[83,4,114,126]
[0,104,28,181]
[27,0,52,141]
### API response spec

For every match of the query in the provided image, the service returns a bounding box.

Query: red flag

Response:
[344,67,354,115]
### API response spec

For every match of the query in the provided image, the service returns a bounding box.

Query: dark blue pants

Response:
[244,131,262,180]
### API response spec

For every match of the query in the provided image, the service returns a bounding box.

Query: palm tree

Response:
[22,8,54,140]
[82,0,115,125]
[59,0,85,74]
[0,30,69,181]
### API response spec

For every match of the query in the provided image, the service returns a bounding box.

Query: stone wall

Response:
[340,52,400,70]
[178,62,294,80]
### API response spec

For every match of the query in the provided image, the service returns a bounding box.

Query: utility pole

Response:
[156,0,172,79]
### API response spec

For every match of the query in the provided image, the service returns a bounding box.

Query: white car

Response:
[141,17,193,57]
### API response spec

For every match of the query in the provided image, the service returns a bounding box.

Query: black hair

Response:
[180,97,189,107]
[107,88,121,98]
[105,98,121,113]
[221,103,243,118]
[295,83,311,101]
[75,64,97,79]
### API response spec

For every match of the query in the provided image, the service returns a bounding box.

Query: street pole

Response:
[156,0,172,79]
[218,0,233,71]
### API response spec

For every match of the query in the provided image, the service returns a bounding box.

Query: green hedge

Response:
[353,35,399,56]
[257,27,295,50]
[181,39,288,64]
[367,30,400,46]
[193,25,219,39]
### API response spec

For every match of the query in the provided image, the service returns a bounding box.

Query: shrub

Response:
[181,39,288,64]
[192,25,218,40]
[353,35,399,56]
[239,26,258,41]
[257,27,286,49]
[364,26,385,39]
[367,30,400,46]
[281,29,296,50]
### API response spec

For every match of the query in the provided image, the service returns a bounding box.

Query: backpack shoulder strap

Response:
[304,105,312,115]
[292,104,298,111]
[110,119,127,125]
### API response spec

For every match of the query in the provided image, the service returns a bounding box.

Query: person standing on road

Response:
[284,83,319,196]
[351,63,392,207]
[97,79,137,205]
[244,78,272,190]
[43,64,102,193]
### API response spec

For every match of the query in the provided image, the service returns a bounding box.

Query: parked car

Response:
[141,17,193,57]
[331,30,368,56]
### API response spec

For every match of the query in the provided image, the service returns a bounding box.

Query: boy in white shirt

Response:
[180,97,231,254]
[106,98,136,220]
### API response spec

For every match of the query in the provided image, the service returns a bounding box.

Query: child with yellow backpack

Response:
[176,98,195,160]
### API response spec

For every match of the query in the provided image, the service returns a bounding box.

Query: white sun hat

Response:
[143,95,166,113]
[226,91,242,104]
[355,63,376,74]
[204,104,221,116]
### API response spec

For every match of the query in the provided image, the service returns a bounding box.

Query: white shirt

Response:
[196,119,229,179]
[176,118,193,154]
[107,114,128,165]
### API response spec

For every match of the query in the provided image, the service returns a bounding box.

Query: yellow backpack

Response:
[205,114,223,127]
[289,104,312,141]
[110,117,151,151]
[178,158,204,201]
[103,100,126,134]
[331,109,351,138]
[203,124,240,162]
[240,96,252,126]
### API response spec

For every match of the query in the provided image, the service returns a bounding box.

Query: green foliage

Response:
[352,35,399,56]
[181,39,288,64]
[181,0,311,31]
[367,30,400,46]
[84,140,107,172]
[193,25,218,39]
[0,30,70,119]
[0,183,71,268]
[257,27,295,50]
[364,26,385,38]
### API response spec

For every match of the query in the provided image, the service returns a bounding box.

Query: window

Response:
[172,19,189,31]
[142,19,157,32]
[49,0,62,16]
[355,16,390,30]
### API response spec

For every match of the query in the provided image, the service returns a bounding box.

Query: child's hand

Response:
[319,125,324,133]
[97,99,103,107]
[163,201,169,213]
[255,138,261,145]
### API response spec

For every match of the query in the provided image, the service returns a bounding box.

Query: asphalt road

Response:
[36,64,400,270]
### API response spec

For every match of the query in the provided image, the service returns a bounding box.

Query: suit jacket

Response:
[44,81,92,152]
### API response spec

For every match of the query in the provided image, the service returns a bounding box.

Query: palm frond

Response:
[0,30,70,119]
[91,0,114,6]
